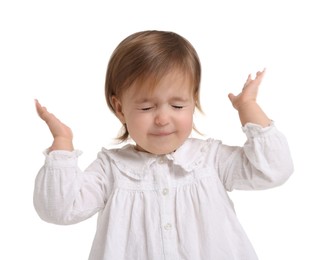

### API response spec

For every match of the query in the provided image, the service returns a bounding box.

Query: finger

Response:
[246,74,252,82]
[243,74,252,88]
[35,99,56,124]
[35,99,48,119]
[35,99,44,116]
[255,68,266,80]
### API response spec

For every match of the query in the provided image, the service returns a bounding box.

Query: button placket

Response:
[154,156,177,258]
[155,157,173,234]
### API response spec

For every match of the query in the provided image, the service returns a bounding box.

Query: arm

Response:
[34,100,110,224]
[35,99,74,151]
[219,69,293,190]
[34,151,110,224]
[228,69,271,127]
[216,124,293,191]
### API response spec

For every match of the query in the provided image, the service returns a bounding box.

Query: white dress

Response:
[33,123,293,260]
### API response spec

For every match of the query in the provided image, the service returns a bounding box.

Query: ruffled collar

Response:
[102,138,213,180]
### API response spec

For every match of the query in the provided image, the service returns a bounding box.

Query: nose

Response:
[154,108,169,126]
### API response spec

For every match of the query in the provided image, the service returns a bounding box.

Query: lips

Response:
[150,131,174,136]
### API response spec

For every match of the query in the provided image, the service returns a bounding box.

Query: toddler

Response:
[34,30,293,260]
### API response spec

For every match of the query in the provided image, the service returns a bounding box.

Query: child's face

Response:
[113,71,195,154]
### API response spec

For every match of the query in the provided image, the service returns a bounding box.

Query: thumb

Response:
[228,93,235,103]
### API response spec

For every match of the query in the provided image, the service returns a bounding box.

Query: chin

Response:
[136,138,186,155]
[149,145,179,155]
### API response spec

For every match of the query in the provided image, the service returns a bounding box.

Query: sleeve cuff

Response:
[242,121,276,138]
[43,149,82,168]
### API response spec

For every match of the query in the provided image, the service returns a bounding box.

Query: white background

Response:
[1,0,322,259]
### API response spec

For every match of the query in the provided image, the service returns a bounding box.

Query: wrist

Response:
[50,137,74,151]
[235,100,257,112]
[237,101,271,127]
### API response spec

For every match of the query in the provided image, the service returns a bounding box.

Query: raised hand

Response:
[227,69,271,127]
[228,69,266,110]
[35,99,74,151]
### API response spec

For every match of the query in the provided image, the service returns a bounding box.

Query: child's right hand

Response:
[35,99,74,151]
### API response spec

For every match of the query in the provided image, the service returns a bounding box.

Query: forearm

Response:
[34,150,106,225]
[34,155,82,224]
[218,123,294,191]
[237,101,271,127]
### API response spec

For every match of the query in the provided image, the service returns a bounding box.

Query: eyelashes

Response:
[141,107,153,111]
[172,105,184,109]
[139,105,184,111]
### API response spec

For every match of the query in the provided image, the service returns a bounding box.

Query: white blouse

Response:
[34,123,293,260]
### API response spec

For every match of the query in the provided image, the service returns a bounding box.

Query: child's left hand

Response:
[228,69,266,111]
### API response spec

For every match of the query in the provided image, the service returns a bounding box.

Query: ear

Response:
[110,96,126,124]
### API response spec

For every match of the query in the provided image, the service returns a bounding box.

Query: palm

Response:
[35,100,73,141]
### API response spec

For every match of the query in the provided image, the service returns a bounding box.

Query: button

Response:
[158,157,165,164]
[164,223,172,230]
[162,188,169,195]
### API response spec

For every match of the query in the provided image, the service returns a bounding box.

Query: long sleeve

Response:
[33,150,112,225]
[216,122,294,191]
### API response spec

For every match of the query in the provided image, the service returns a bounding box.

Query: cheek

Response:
[126,113,149,131]
[177,111,194,128]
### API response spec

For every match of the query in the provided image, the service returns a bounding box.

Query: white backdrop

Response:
[1,0,322,259]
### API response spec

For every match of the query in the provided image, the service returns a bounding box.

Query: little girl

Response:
[34,30,293,260]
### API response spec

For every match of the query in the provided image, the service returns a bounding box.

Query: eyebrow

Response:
[171,97,192,103]
[134,96,190,104]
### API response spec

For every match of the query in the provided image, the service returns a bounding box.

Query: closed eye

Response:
[140,107,153,111]
[172,105,184,109]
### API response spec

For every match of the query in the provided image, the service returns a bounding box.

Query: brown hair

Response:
[105,30,202,141]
